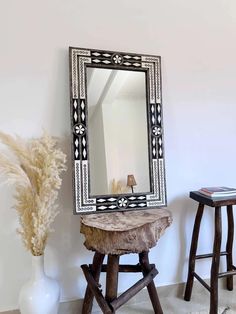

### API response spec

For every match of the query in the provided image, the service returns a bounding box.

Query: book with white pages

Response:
[199,187,236,198]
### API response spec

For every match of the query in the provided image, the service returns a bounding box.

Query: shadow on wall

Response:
[46,135,93,301]
[167,195,215,298]
[47,47,71,136]
[150,194,214,298]
[41,47,93,301]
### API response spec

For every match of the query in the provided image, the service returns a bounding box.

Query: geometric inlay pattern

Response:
[69,47,167,214]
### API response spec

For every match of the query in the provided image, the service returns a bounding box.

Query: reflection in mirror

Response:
[87,67,150,196]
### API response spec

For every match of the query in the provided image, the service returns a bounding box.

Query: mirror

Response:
[69,47,167,214]
[87,68,150,196]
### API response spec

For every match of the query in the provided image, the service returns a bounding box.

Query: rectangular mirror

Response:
[69,47,167,214]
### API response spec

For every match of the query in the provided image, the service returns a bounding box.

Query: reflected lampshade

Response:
[127,175,137,191]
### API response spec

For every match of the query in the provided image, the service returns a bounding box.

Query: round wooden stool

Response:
[80,208,172,314]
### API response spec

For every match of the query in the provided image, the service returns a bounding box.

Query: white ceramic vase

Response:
[19,255,60,314]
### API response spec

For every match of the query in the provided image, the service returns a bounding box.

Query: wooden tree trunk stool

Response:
[184,191,236,314]
[80,208,172,314]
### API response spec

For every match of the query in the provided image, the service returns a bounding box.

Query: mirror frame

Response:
[69,47,167,214]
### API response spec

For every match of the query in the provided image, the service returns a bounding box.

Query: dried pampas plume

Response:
[0,132,67,256]
[111,179,129,194]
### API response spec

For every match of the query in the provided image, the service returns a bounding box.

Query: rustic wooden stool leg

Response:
[184,203,205,301]
[82,252,105,314]
[210,206,222,314]
[105,254,120,312]
[226,205,234,291]
[139,251,163,314]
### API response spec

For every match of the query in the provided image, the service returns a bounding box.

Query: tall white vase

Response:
[19,255,60,314]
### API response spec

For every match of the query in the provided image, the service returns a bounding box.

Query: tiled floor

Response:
[110,294,235,314]
[2,280,236,314]
[77,281,235,314]
[91,280,236,314]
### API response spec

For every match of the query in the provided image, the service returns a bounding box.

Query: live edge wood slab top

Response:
[190,191,236,207]
[80,208,172,255]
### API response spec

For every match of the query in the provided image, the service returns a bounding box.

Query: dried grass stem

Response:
[0,132,67,256]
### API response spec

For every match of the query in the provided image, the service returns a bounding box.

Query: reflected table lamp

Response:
[127,174,137,193]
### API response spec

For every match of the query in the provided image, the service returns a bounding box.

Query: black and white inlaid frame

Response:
[69,47,167,214]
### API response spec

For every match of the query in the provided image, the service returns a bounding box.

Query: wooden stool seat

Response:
[80,208,172,313]
[81,208,172,255]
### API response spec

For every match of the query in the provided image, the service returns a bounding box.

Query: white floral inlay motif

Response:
[117,197,128,208]
[74,123,86,135]
[113,54,122,64]
[152,126,162,137]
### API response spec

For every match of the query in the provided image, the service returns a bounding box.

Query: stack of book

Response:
[198,187,236,199]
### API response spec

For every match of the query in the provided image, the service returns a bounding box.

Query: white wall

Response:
[89,103,108,195]
[103,96,150,193]
[1,0,236,311]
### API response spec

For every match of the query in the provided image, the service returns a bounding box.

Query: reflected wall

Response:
[87,68,150,195]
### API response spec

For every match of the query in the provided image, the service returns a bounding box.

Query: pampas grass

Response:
[111,179,129,194]
[0,132,66,256]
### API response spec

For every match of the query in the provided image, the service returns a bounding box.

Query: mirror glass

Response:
[87,67,150,196]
